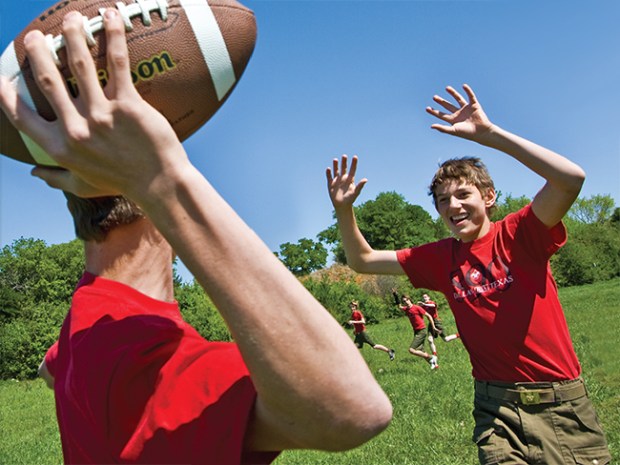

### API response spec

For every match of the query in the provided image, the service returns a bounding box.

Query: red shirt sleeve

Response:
[504,203,567,262]
[44,340,59,376]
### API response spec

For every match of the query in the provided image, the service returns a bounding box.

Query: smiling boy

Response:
[325,84,610,464]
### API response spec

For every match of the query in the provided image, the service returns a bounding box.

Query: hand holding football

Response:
[0,0,257,165]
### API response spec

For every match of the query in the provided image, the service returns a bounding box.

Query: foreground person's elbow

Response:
[318,391,393,451]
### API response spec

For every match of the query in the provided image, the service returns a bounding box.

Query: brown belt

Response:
[474,378,587,406]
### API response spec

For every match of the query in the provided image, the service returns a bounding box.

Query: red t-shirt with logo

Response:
[402,304,427,331]
[397,204,581,383]
[351,310,366,333]
[45,273,279,464]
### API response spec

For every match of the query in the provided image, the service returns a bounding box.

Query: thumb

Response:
[430,124,454,134]
[353,178,368,197]
[31,167,120,198]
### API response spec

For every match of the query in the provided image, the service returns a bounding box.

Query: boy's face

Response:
[435,180,495,243]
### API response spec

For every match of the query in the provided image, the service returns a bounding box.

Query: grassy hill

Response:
[1,279,618,464]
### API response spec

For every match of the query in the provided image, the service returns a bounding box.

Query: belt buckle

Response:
[519,390,541,405]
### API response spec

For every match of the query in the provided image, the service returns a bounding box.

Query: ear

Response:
[484,188,497,209]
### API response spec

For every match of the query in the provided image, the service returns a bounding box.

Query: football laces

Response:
[46,0,170,65]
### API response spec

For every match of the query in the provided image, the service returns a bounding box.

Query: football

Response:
[0,0,257,166]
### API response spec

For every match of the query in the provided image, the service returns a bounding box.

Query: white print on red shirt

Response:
[450,254,513,302]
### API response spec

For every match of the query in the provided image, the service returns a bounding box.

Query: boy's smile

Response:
[435,180,495,243]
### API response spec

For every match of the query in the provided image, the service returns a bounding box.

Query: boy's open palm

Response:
[426,84,493,142]
[326,155,367,209]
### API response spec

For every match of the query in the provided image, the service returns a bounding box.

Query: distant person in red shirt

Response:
[11,10,392,464]
[325,83,610,463]
[348,300,395,361]
[392,291,439,369]
[417,293,459,367]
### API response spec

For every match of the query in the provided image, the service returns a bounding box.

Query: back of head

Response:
[64,193,145,242]
[429,157,495,208]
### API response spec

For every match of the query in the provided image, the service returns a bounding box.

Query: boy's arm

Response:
[477,125,584,227]
[423,312,437,331]
[326,155,403,274]
[0,11,391,453]
[392,289,401,306]
[38,341,58,390]
[426,84,585,227]
[38,359,54,389]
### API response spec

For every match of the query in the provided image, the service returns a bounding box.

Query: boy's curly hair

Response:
[429,157,496,212]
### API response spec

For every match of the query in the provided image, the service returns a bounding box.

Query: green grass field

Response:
[1,279,618,464]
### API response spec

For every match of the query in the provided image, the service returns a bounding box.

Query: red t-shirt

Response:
[420,300,438,319]
[351,310,366,333]
[402,304,427,331]
[45,273,279,464]
[397,204,581,383]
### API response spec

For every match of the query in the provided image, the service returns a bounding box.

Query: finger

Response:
[445,86,467,107]
[430,123,454,134]
[31,166,119,197]
[462,83,478,104]
[102,8,135,99]
[0,75,64,158]
[340,154,349,176]
[426,106,450,120]
[326,167,334,185]
[61,12,106,108]
[432,95,458,114]
[353,178,367,197]
[23,30,80,123]
[349,155,360,178]
[331,158,339,177]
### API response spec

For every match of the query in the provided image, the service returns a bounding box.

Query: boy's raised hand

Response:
[326,155,368,209]
[426,84,493,143]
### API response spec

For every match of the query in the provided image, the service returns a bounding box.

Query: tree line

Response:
[1,192,617,379]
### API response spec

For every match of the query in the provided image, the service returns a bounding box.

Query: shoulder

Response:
[397,238,455,265]
[496,204,567,256]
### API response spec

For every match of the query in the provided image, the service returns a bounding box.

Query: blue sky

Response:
[1,0,619,282]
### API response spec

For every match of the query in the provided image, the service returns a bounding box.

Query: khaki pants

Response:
[472,378,611,465]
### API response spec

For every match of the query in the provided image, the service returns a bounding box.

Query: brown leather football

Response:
[0,0,257,165]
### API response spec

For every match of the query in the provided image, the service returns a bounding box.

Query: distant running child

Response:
[417,293,459,367]
[348,301,396,361]
[392,291,439,369]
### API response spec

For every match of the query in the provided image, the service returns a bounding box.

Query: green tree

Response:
[0,238,83,317]
[491,193,531,221]
[432,216,451,240]
[175,281,231,342]
[568,194,616,224]
[552,220,620,286]
[0,238,84,379]
[320,192,438,264]
[276,238,328,276]
[549,194,619,286]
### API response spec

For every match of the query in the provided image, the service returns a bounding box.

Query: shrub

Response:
[0,302,65,379]
[175,282,231,342]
